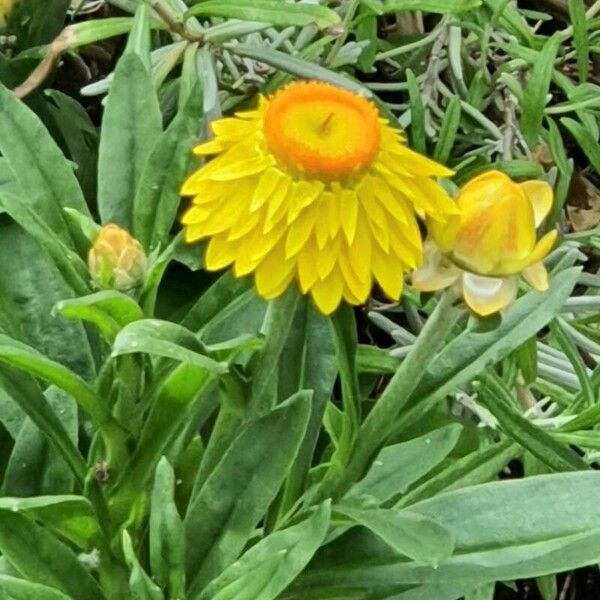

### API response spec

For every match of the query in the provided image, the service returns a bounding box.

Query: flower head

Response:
[181,80,456,315]
[412,170,558,316]
[88,224,148,291]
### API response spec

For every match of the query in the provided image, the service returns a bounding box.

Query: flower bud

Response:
[413,171,559,316]
[88,224,147,291]
[428,170,557,277]
[0,0,14,27]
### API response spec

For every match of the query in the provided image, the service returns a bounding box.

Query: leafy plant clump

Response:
[0,1,597,599]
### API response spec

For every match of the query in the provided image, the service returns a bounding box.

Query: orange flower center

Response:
[263,81,381,179]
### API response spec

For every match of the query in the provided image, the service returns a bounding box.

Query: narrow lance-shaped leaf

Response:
[186,0,340,28]
[198,502,331,600]
[0,84,89,247]
[0,509,103,600]
[97,5,162,228]
[185,391,312,596]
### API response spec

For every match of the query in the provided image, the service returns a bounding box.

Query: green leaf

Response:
[293,472,600,596]
[406,69,426,154]
[345,425,462,506]
[0,194,91,296]
[433,96,461,163]
[54,291,144,343]
[133,92,202,251]
[276,297,337,516]
[336,506,454,566]
[520,34,562,148]
[249,288,303,415]
[185,391,312,595]
[0,217,94,376]
[123,530,164,600]
[150,458,185,598]
[114,363,213,495]
[356,344,398,374]
[398,268,581,433]
[97,47,162,227]
[186,0,340,28]
[68,17,136,49]
[479,372,588,472]
[561,116,600,173]
[371,0,481,14]
[0,372,86,486]
[198,502,331,600]
[3,387,79,496]
[0,495,100,551]
[0,575,71,600]
[112,319,228,373]
[568,0,589,82]
[228,44,372,97]
[0,334,112,432]
[0,84,89,247]
[398,440,519,508]
[0,509,103,600]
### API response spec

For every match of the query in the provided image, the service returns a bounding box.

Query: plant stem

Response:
[325,0,360,66]
[317,291,459,500]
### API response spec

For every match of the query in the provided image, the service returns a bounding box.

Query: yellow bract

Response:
[181,80,456,315]
[88,224,148,291]
[413,170,558,317]
[0,0,14,26]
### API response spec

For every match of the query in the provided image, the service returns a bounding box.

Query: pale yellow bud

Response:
[0,0,14,26]
[88,224,147,291]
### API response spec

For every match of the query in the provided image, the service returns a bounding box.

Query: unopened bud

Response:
[0,0,14,27]
[88,224,147,291]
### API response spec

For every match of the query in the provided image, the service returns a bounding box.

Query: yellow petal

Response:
[522,262,549,291]
[381,138,455,178]
[339,247,371,302]
[297,239,319,293]
[411,242,461,292]
[310,268,344,315]
[208,155,274,181]
[233,234,262,276]
[205,235,237,270]
[325,191,342,239]
[519,181,554,227]
[372,245,404,300]
[315,202,331,249]
[499,229,558,274]
[371,176,408,225]
[316,237,340,280]
[287,180,324,223]
[228,211,261,241]
[250,226,286,262]
[341,189,359,244]
[285,204,318,258]
[211,117,256,140]
[264,179,292,233]
[526,230,558,265]
[192,140,223,156]
[461,273,517,316]
[250,168,286,212]
[347,211,372,283]
[254,242,294,299]
[181,205,211,226]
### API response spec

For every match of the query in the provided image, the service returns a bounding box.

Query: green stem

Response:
[317,291,458,500]
[325,0,360,66]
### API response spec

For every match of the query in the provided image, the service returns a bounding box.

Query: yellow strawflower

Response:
[88,224,148,291]
[181,80,456,315]
[412,170,558,316]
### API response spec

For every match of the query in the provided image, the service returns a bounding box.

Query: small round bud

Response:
[88,224,147,291]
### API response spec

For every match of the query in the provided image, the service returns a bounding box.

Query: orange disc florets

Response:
[263,81,381,179]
